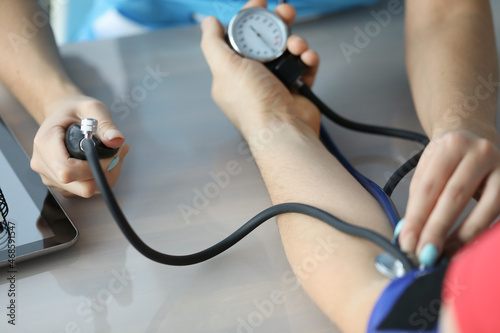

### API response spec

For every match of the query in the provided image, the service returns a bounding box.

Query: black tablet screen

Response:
[0,116,78,265]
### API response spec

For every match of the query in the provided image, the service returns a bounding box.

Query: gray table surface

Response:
[1,1,499,332]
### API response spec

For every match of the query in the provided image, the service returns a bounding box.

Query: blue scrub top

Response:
[112,0,379,26]
[75,0,380,41]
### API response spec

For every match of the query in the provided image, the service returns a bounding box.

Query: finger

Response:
[400,146,464,253]
[300,50,320,88]
[40,174,98,198]
[274,4,296,27]
[287,35,308,55]
[79,143,129,181]
[75,100,125,149]
[242,0,267,10]
[41,144,129,198]
[201,16,239,73]
[416,152,495,255]
[66,179,100,198]
[35,125,128,186]
[102,145,130,191]
[286,35,320,87]
[451,168,500,245]
[67,146,129,197]
[32,125,83,184]
[101,144,130,176]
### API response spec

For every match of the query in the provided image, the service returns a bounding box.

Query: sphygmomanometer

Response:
[65,6,427,273]
[65,7,447,332]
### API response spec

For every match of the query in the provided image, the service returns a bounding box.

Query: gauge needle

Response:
[249,25,276,52]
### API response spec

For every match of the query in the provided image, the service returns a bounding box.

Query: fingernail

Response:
[103,129,124,141]
[400,230,417,253]
[392,218,405,243]
[419,243,438,268]
[107,156,120,171]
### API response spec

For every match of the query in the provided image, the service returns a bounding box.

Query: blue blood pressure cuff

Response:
[367,260,450,333]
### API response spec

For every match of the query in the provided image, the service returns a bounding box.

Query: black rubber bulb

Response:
[264,50,309,89]
[65,123,119,160]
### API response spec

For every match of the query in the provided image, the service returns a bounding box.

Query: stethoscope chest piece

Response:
[375,252,407,279]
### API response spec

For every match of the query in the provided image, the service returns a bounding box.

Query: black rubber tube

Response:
[298,84,429,145]
[383,149,425,197]
[83,138,416,270]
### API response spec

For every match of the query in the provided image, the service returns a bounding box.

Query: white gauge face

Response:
[228,7,289,62]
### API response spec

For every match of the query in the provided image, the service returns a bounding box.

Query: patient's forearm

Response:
[244,119,391,332]
[0,0,80,124]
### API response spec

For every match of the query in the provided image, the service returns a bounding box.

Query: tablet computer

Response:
[0,115,78,266]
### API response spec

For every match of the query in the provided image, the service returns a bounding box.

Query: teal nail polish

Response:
[392,218,405,242]
[419,244,438,268]
[107,156,120,171]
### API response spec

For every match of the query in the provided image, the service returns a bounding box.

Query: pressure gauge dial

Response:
[227,7,289,62]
